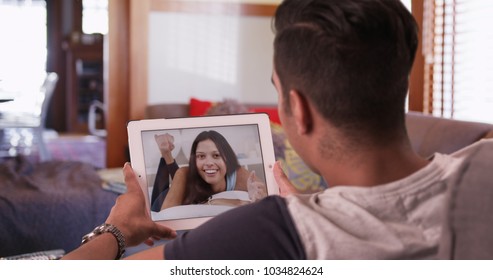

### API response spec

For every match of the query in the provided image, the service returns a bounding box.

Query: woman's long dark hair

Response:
[183,130,240,204]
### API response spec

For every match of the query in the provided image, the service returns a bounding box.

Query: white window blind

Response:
[423,0,493,124]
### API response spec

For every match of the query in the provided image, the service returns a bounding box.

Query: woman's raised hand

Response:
[154,133,175,163]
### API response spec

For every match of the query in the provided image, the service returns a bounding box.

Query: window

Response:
[402,0,412,110]
[402,0,412,10]
[0,0,46,90]
[422,0,493,123]
[82,0,108,35]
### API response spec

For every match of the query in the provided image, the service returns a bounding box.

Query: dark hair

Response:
[273,0,418,144]
[183,130,240,204]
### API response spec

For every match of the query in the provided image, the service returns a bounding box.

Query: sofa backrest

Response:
[146,105,493,157]
[406,111,493,157]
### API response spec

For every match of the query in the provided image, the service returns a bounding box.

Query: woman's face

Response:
[195,139,227,190]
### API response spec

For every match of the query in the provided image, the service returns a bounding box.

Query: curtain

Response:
[423,0,493,123]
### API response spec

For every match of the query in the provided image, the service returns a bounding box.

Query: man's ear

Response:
[289,90,313,135]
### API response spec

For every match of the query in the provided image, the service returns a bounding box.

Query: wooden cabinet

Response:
[63,41,103,133]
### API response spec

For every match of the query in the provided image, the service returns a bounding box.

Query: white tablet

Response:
[127,113,278,230]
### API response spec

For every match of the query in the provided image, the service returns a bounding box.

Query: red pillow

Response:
[189,97,213,116]
[250,107,281,125]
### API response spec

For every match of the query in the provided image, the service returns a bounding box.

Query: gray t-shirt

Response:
[165,139,491,259]
[287,152,461,259]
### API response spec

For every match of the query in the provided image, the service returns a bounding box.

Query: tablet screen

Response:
[128,114,277,230]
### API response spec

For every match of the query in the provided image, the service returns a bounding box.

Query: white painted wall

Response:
[148,1,280,105]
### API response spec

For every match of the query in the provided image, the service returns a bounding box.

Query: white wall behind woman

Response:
[148,1,280,105]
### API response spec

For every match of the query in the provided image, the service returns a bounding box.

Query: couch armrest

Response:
[406,112,493,157]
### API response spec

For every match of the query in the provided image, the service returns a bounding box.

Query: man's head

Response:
[273,0,418,145]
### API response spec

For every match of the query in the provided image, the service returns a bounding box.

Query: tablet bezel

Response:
[127,113,278,230]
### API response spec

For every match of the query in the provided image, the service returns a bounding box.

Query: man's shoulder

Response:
[446,139,493,175]
[451,138,493,158]
[449,139,492,179]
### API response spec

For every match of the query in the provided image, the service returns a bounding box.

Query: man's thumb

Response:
[274,161,298,197]
[273,161,289,185]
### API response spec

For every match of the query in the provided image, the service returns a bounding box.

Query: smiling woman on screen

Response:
[152,130,267,210]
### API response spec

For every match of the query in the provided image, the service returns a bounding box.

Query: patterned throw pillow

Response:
[271,123,328,194]
[205,98,327,193]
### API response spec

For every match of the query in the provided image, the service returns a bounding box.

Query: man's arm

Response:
[125,245,166,260]
[164,195,306,260]
[62,233,120,260]
[62,163,176,260]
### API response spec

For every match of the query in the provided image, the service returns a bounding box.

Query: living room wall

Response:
[106,0,280,167]
[148,9,277,105]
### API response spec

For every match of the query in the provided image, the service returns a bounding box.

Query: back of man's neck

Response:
[318,143,429,188]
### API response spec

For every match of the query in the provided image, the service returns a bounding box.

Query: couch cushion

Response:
[406,112,493,157]
[271,123,328,193]
[189,97,214,117]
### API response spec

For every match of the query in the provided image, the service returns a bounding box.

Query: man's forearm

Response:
[61,233,119,260]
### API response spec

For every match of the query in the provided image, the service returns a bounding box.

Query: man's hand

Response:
[106,162,177,247]
[62,163,177,259]
[273,161,299,197]
[247,171,267,202]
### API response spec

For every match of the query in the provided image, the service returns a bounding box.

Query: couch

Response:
[147,101,493,156]
[0,159,118,258]
[405,111,493,157]
[0,98,491,259]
